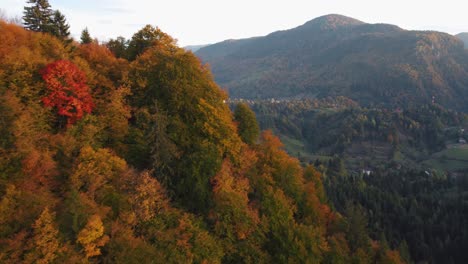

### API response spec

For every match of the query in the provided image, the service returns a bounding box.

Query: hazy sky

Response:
[2,0,468,46]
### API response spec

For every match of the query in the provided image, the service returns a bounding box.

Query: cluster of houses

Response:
[226,98,282,105]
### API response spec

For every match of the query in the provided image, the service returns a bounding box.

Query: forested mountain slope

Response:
[197,14,468,111]
[238,97,468,263]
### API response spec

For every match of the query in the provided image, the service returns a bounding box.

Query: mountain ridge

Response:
[300,14,365,30]
[196,14,468,111]
[184,44,210,52]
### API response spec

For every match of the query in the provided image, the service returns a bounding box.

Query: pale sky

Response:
[1,0,468,46]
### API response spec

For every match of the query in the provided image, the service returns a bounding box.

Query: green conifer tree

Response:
[51,10,70,39]
[23,0,53,33]
[80,27,92,44]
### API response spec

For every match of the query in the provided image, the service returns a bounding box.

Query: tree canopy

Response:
[234,102,260,145]
[0,20,407,263]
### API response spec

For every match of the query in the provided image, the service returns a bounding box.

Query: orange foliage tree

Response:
[41,60,94,126]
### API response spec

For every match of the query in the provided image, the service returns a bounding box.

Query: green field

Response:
[279,135,332,163]
[423,145,468,171]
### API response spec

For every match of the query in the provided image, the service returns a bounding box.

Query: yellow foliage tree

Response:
[77,214,109,258]
[24,208,61,264]
[71,146,127,198]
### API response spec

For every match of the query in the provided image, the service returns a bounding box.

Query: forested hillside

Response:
[323,166,468,264]
[246,99,468,171]
[197,14,468,111]
[0,17,406,263]
[236,97,468,263]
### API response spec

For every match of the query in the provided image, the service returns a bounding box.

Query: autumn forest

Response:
[0,1,467,264]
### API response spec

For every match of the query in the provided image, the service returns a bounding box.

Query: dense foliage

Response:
[247,98,467,171]
[234,103,260,145]
[237,98,468,263]
[0,20,405,263]
[323,166,468,264]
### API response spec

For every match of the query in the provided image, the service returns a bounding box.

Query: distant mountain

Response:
[196,14,468,111]
[456,32,468,48]
[184,44,210,52]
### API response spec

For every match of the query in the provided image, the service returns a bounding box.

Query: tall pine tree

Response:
[23,0,53,33]
[51,10,70,39]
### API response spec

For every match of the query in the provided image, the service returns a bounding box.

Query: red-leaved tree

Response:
[41,60,94,126]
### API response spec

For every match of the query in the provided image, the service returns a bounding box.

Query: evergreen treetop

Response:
[23,0,53,33]
[23,0,71,41]
[51,10,70,39]
[80,27,92,44]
